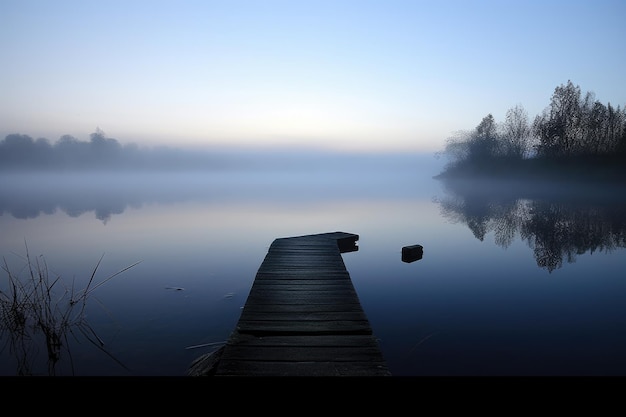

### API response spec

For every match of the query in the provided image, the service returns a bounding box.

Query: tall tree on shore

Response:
[470,113,500,160]
[533,81,626,158]
[501,104,533,159]
[533,80,583,157]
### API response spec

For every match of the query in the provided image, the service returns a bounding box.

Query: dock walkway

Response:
[190,231,390,376]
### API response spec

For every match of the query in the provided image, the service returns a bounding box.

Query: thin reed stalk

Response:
[0,244,140,375]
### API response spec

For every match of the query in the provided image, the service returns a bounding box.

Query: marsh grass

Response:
[0,245,141,375]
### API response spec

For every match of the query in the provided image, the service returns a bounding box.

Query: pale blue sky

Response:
[1,0,625,153]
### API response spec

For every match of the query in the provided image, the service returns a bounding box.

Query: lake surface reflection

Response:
[2,160,626,376]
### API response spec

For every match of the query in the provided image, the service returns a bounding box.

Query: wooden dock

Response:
[189,231,391,376]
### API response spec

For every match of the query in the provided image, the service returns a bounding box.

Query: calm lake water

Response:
[2,153,626,376]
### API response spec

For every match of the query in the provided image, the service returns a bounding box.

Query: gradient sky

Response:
[1,0,625,153]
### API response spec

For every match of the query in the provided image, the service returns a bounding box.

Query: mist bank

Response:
[0,151,445,223]
[0,146,445,176]
[0,130,444,174]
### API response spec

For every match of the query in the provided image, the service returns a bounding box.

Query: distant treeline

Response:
[0,128,228,171]
[438,81,626,183]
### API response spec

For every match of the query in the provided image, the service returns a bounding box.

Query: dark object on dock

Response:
[190,231,390,376]
[402,244,423,263]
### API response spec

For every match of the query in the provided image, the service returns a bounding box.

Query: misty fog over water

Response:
[0,151,444,222]
[2,151,626,376]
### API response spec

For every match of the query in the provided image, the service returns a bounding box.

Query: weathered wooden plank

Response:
[226,334,382,347]
[249,285,356,292]
[257,263,347,270]
[244,294,359,305]
[250,279,353,287]
[236,303,365,313]
[248,288,358,297]
[236,320,373,335]
[254,273,351,280]
[219,345,385,362]
[213,361,390,377]
[238,309,367,320]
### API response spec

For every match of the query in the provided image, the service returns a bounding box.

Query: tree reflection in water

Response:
[435,178,626,272]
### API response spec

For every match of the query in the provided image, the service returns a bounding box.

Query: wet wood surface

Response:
[206,232,391,376]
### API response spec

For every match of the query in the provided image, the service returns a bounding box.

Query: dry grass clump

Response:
[0,245,140,375]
